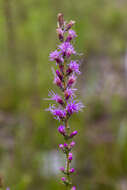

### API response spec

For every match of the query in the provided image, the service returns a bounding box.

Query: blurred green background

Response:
[0,0,127,189]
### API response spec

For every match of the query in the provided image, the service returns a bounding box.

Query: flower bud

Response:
[56,70,63,81]
[65,20,75,31]
[66,67,73,75]
[56,28,64,41]
[67,75,76,88]
[68,152,73,161]
[70,141,76,148]
[64,143,68,148]
[61,177,66,182]
[60,167,65,172]
[59,144,64,149]
[58,126,66,135]
[57,13,64,28]
[69,168,75,173]
[56,96,64,105]
[66,29,77,42]
[66,48,75,58]
[54,76,63,88]
[64,88,75,100]
[71,186,76,190]
[70,131,78,138]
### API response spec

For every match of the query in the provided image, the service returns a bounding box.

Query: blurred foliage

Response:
[0,0,127,189]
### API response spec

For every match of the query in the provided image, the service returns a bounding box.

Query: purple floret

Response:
[59,144,64,149]
[47,105,66,120]
[69,29,77,38]
[48,91,64,105]
[68,61,81,75]
[70,141,76,148]
[66,101,84,115]
[50,50,64,63]
[64,88,76,100]
[66,29,77,42]
[50,50,59,60]
[59,42,76,57]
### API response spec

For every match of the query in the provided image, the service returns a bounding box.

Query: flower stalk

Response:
[47,13,84,190]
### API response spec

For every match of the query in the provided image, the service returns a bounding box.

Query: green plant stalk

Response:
[63,60,71,190]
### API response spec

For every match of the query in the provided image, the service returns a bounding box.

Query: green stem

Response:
[63,61,71,190]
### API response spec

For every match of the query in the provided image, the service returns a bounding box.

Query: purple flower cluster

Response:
[47,13,84,190]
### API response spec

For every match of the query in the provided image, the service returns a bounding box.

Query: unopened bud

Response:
[68,152,73,161]
[56,70,63,81]
[60,167,65,172]
[56,28,64,41]
[65,20,75,31]
[61,177,66,182]
[57,13,64,28]
[70,131,78,138]
[71,186,76,190]
[58,126,66,135]
[69,168,75,173]
[70,141,76,148]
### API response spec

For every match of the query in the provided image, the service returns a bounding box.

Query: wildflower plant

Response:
[47,13,84,190]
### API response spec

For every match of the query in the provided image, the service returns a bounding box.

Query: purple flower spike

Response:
[60,167,65,172]
[70,131,78,138]
[6,188,10,190]
[61,177,66,182]
[71,186,76,190]
[66,29,77,42]
[47,13,84,189]
[70,141,76,148]
[58,125,66,135]
[68,152,73,161]
[69,168,75,173]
